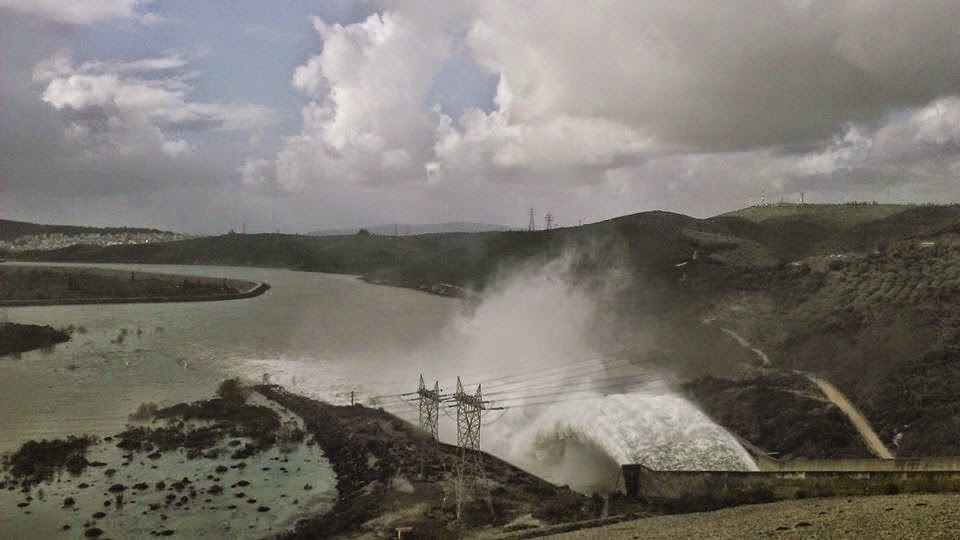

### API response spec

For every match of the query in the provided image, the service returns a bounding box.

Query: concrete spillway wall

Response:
[756,457,960,472]
[622,464,960,501]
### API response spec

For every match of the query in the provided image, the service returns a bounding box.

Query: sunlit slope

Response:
[721,203,915,226]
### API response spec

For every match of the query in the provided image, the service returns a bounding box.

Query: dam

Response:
[622,455,960,502]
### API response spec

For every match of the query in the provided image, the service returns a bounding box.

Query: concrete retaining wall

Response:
[622,464,960,501]
[757,457,960,472]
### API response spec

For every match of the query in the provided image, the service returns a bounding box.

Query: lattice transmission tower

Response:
[416,374,441,441]
[449,377,503,520]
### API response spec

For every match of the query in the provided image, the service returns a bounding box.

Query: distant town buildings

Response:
[0,231,186,252]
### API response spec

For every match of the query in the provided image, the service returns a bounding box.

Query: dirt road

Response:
[709,321,894,459]
[806,375,894,459]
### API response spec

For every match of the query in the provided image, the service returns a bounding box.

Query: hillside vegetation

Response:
[0,218,170,242]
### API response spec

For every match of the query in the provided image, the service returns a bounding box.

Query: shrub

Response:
[129,402,159,421]
[216,378,250,404]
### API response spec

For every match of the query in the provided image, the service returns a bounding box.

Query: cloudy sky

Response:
[1,1,958,233]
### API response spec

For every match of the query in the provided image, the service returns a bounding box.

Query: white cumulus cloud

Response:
[0,0,153,25]
[35,51,276,158]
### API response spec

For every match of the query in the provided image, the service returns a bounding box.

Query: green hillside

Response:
[722,203,915,227]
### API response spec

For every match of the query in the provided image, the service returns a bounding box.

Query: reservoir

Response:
[0,263,460,452]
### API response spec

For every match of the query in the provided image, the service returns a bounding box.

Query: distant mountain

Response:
[0,218,174,242]
[309,222,512,237]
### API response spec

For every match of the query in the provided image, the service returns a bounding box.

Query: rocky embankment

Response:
[257,385,598,538]
[0,322,70,356]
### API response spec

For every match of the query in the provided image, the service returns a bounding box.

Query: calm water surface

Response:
[0,263,460,451]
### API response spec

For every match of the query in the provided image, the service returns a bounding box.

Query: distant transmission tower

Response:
[416,374,441,441]
[544,212,554,230]
[528,208,536,231]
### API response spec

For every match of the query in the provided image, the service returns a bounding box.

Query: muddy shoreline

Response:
[0,281,269,307]
[0,264,269,307]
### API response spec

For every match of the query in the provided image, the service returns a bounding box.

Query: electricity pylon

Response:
[449,377,502,520]
[453,377,484,450]
[416,374,441,441]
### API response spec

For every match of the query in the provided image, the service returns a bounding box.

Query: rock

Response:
[84,528,104,538]
[257,506,270,512]
[92,512,106,519]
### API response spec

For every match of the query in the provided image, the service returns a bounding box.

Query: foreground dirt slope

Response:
[548,494,960,539]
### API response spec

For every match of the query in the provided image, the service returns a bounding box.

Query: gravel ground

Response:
[547,494,960,539]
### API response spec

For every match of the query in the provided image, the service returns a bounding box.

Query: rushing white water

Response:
[417,254,759,493]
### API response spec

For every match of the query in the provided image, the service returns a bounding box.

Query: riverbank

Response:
[0,322,71,356]
[0,265,268,307]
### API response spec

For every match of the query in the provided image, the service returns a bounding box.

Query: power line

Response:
[484,371,666,398]
[481,359,640,394]
[477,379,666,407]
[366,349,633,400]
[455,349,633,387]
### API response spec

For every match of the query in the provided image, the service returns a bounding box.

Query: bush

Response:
[216,378,250,404]
[129,402,159,421]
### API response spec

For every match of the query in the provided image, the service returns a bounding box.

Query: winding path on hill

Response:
[806,375,894,459]
[705,319,894,459]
